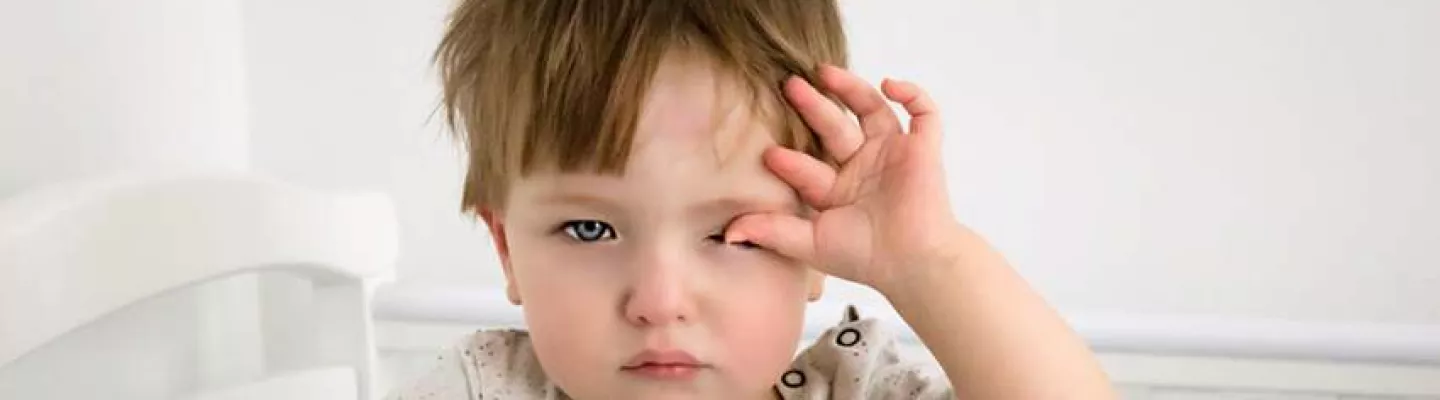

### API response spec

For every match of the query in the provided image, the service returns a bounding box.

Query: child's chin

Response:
[608,374,753,400]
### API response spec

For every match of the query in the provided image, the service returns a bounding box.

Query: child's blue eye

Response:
[561,220,617,242]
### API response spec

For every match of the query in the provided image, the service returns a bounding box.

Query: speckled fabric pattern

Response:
[386,328,568,400]
[385,306,954,400]
[776,306,955,400]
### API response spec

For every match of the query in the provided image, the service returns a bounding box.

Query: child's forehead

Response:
[501,50,804,215]
[632,51,782,169]
[513,52,798,215]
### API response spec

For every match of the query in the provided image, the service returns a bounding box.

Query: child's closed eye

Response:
[707,232,762,250]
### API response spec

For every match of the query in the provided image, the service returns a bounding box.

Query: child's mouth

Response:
[621,350,708,380]
[622,363,705,379]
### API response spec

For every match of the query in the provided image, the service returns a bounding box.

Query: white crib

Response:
[0,174,397,399]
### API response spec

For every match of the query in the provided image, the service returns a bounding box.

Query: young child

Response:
[389,0,1113,398]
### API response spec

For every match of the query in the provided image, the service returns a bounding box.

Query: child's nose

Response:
[622,248,696,327]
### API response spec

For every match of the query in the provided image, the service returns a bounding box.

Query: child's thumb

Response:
[725,212,817,264]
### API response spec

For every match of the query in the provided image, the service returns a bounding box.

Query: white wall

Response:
[0,0,251,190]
[242,0,500,286]
[846,0,1440,325]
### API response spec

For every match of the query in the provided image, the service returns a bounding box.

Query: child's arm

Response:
[726,65,1114,399]
[882,227,1113,399]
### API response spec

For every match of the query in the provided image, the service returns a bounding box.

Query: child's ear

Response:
[479,208,522,306]
[806,268,826,302]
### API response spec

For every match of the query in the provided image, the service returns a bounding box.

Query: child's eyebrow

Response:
[535,191,801,216]
[535,192,623,213]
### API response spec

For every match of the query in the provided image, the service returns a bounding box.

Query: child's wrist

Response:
[874,225,996,297]
[869,224,961,293]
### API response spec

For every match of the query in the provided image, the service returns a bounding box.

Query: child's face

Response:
[486,52,824,399]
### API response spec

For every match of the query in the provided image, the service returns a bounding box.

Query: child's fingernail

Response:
[881,77,905,91]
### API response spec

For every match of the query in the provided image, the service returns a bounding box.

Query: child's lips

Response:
[622,363,706,379]
[621,350,708,380]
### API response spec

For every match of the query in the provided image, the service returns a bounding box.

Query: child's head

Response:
[436,1,847,398]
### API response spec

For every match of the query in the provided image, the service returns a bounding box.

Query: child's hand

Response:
[726,65,967,293]
[730,66,1116,398]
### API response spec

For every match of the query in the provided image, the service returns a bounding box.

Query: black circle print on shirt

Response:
[781,370,807,388]
[835,328,862,347]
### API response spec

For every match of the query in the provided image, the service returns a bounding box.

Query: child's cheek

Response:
[512,250,629,396]
[708,250,811,387]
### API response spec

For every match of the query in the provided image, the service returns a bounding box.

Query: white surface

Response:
[1098,353,1440,397]
[0,174,397,366]
[241,0,496,285]
[0,174,398,399]
[188,367,359,400]
[0,1,258,397]
[853,0,1440,326]
[0,0,250,194]
[0,285,205,399]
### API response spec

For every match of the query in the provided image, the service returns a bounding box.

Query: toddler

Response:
[389,0,1113,398]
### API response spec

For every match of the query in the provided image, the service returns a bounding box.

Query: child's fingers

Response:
[784,76,863,163]
[725,212,816,265]
[881,78,943,144]
[817,65,903,139]
[763,146,838,209]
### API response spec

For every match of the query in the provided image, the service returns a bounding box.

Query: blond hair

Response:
[435,0,849,212]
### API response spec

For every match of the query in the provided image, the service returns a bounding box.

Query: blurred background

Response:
[1,0,1438,398]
